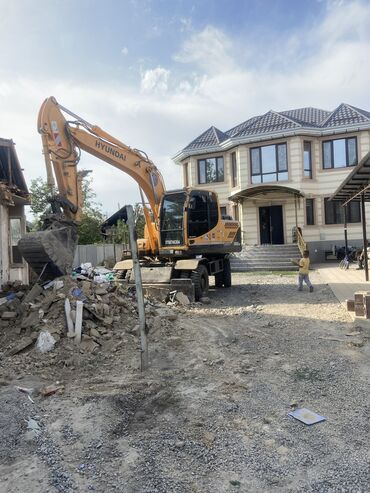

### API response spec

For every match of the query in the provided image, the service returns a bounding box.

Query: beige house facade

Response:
[173,104,370,262]
[0,138,30,287]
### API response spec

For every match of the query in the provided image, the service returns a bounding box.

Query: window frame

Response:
[324,198,361,225]
[303,141,312,179]
[322,137,358,169]
[250,143,288,184]
[197,156,224,184]
[305,198,315,226]
[9,216,24,266]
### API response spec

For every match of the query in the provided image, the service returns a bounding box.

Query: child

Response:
[292,250,313,292]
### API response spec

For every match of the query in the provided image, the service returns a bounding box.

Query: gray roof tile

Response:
[183,126,228,151]
[322,103,370,127]
[181,103,370,153]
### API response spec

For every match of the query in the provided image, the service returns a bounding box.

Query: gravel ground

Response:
[1,271,369,493]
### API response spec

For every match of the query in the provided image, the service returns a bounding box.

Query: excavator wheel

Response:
[191,264,209,301]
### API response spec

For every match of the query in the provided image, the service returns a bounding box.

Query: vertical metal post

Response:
[294,194,298,229]
[361,193,369,282]
[343,205,348,256]
[126,205,148,370]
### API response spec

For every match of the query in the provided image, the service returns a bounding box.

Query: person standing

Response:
[292,250,313,292]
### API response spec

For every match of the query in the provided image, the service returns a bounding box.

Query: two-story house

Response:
[173,103,370,262]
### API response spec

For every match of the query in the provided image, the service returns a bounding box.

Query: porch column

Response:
[361,193,368,282]
[294,194,298,229]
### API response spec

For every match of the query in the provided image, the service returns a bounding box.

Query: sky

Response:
[1,0,370,217]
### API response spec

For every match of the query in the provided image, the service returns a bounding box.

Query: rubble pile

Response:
[0,276,145,356]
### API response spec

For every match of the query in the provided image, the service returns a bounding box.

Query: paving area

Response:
[0,271,369,492]
[317,262,370,307]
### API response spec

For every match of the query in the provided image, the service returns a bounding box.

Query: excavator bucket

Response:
[18,218,78,280]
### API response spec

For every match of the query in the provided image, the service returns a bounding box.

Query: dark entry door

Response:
[259,206,284,244]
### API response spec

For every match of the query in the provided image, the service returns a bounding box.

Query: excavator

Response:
[18,97,241,300]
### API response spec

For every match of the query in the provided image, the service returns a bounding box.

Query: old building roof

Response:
[175,103,370,161]
[0,138,29,205]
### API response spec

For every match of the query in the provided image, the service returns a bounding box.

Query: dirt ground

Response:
[1,271,370,493]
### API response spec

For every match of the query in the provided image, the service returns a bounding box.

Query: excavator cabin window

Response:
[188,191,218,238]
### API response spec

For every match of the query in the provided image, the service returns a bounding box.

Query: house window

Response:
[231,152,238,187]
[183,163,189,187]
[220,206,227,217]
[306,198,315,225]
[10,217,23,264]
[324,199,360,224]
[250,143,288,184]
[198,157,224,184]
[304,141,312,178]
[322,137,357,169]
[233,204,239,221]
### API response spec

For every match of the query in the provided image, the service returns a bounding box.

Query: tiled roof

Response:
[183,126,228,151]
[280,107,330,126]
[181,103,370,154]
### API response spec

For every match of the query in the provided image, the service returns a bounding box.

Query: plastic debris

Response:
[36,331,56,353]
[26,418,41,437]
[288,408,326,425]
[15,386,35,403]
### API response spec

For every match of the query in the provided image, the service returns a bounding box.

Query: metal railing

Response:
[296,228,307,256]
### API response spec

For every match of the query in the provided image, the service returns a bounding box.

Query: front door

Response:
[259,206,284,244]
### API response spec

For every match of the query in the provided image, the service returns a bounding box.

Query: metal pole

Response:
[361,193,369,282]
[344,205,348,256]
[126,205,148,370]
[294,194,298,229]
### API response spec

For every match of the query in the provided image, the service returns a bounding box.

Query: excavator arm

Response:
[18,96,166,278]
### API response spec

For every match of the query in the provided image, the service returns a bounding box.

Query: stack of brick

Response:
[346,291,370,318]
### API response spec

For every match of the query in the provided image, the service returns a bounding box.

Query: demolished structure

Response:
[0,138,30,287]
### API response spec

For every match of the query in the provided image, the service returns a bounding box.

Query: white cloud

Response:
[140,66,170,94]
[174,25,235,74]
[121,46,128,56]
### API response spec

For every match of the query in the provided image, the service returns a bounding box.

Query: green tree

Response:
[109,203,146,244]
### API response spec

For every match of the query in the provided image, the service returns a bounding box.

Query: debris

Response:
[200,296,211,304]
[23,283,43,303]
[345,331,361,336]
[176,292,190,305]
[230,480,241,487]
[26,417,41,438]
[1,311,17,320]
[15,386,35,403]
[288,408,326,425]
[64,298,75,336]
[7,336,34,356]
[36,331,56,353]
[75,301,83,344]
[40,383,65,397]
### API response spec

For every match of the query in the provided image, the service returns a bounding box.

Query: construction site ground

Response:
[1,271,369,493]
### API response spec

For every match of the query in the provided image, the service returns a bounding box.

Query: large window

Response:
[188,191,219,237]
[231,152,238,187]
[306,198,315,225]
[250,143,288,184]
[10,217,23,264]
[322,137,357,169]
[304,141,312,178]
[324,199,361,224]
[198,157,224,184]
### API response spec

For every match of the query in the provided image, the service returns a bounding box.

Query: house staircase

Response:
[230,244,301,272]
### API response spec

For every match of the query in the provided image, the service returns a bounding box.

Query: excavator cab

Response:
[159,189,222,253]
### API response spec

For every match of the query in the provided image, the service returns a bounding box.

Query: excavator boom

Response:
[18,97,166,279]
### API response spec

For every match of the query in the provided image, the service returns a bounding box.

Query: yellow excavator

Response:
[18,97,241,300]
